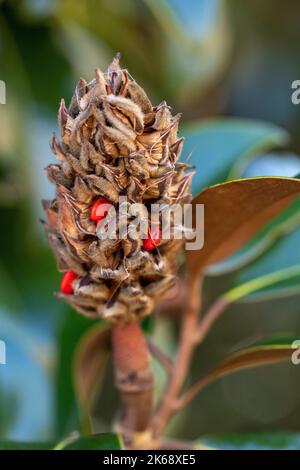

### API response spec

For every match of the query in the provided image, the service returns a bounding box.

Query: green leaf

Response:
[187,177,300,273]
[55,310,98,436]
[226,265,300,302]
[73,323,111,432]
[0,441,56,450]
[141,314,155,335]
[0,259,22,314]
[55,433,123,451]
[183,119,288,196]
[0,433,123,451]
[144,0,231,104]
[197,431,300,450]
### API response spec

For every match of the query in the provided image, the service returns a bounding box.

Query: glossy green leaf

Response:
[0,441,56,450]
[55,310,98,436]
[183,119,288,196]
[197,431,300,450]
[226,265,300,302]
[187,177,300,273]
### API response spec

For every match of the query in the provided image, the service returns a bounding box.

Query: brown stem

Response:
[110,280,228,441]
[194,296,229,343]
[151,272,203,437]
[174,296,230,410]
[147,339,174,377]
[174,374,216,411]
[111,320,154,438]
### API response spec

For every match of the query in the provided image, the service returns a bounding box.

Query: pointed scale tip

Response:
[114,52,121,62]
[58,98,68,127]
[95,68,106,94]
[108,52,122,74]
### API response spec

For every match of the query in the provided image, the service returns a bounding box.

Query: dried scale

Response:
[43,54,193,323]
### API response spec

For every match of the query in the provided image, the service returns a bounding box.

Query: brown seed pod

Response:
[44,54,193,323]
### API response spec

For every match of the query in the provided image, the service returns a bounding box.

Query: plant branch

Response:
[172,296,229,411]
[151,272,203,437]
[174,374,216,411]
[150,279,231,437]
[194,295,229,343]
[147,339,174,377]
[172,296,230,411]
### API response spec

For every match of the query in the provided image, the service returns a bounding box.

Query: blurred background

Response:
[1,0,300,448]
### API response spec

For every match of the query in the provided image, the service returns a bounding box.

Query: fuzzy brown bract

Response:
[43,54,193,323]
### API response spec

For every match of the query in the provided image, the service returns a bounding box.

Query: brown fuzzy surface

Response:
[43,55,192,322]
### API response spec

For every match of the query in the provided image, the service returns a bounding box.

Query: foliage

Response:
[1,0,300,450]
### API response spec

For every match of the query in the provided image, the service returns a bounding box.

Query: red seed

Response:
[143,227,161,251]
[90,197,111,222]
[60,270,78,295]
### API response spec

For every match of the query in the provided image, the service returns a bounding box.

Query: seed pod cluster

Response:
[43,54,193,323]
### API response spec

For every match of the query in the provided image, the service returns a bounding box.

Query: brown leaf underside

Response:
[187,177,300,272]
[176,346,293,410]
[213,347,293,378]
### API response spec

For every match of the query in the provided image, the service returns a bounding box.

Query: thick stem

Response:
[112,320,154,438]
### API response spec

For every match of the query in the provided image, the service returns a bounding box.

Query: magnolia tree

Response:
[38,57,300,450]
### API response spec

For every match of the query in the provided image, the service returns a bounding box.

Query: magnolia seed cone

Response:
[43,54,193,323]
